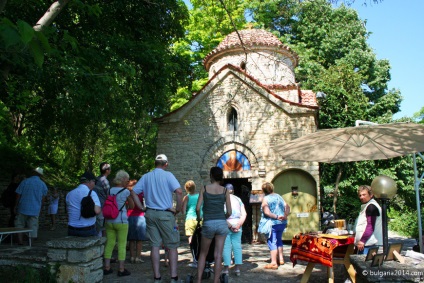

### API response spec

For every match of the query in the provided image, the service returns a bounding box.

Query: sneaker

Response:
[135,257,144,263]
[130,257,135,263]
[188,262,197,268]
[103,268,113,275]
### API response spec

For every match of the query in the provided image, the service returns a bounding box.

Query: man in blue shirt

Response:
[14,167,48,244]
[133,154,182,283]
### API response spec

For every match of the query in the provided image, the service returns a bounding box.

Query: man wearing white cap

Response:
[14,167,48,244]
[133,154,182,283]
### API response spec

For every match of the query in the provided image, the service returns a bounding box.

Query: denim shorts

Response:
[202,219,229,239]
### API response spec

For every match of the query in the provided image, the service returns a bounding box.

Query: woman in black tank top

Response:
[195,167,232,283]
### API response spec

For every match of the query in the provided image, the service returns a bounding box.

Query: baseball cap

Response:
[155,154,168,162]
[80,171,96,182]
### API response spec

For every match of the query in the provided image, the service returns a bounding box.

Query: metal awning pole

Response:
[413,153,423,253]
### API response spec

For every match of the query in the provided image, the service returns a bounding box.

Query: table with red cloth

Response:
[290,233,356,283]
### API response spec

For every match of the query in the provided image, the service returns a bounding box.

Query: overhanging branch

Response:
[33,0,70,32]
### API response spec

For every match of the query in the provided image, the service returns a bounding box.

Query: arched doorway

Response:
[273,169,320,240]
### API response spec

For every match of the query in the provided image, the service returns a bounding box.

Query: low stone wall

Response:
[46,236,106,283]
[0,236,105,283]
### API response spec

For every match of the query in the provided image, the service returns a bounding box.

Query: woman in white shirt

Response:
[222,184,247,276]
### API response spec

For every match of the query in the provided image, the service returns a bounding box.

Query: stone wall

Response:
[0,236,105,283]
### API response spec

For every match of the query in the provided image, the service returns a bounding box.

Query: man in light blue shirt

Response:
[133,154,182,283]
[15,167,48,244]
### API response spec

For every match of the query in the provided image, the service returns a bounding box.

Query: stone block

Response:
[68,246,102,263]
[57,264,90,283]
[47,248,67,261]
[46,236,105,249]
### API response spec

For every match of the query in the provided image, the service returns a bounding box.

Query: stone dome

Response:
[203,29,298,71]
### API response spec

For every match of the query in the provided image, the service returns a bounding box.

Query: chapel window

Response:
[228,107,238,131]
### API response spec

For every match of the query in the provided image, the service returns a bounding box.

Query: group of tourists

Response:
[2,152,384,283]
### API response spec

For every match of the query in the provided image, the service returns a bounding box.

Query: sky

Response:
[183,0,423,119]
[347,0,424,119]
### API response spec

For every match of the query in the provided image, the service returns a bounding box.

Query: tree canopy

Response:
[0,0,190,184]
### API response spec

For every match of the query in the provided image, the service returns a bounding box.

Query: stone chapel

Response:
[155,29,320,241]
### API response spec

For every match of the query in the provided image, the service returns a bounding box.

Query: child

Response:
[182,180,201,267]
[48,187,59,230]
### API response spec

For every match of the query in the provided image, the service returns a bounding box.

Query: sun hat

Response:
[34,167,44,175]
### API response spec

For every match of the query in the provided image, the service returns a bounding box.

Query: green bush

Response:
[0,264,58,283]
[388,208,422,238]
[320,187,360,221]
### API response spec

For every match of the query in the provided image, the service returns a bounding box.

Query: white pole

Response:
[413,153,423,253]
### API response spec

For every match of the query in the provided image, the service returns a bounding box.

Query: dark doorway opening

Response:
[223,178,252,244]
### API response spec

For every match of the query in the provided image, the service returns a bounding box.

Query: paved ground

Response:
[28,227,419,283]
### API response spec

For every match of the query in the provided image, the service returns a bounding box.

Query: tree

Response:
[0,1,191,183]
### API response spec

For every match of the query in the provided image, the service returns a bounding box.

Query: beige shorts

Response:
[145,209,180,249]
[15,213,39,238]
[185,219,200,236]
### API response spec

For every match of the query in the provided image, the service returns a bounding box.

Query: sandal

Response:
[235,269,241,276]
[117,269,131,277]
[277,258,285,266]
[264,263,278,270]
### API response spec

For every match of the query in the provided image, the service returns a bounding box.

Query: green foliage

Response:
[0,18,51,67]
[177,0,247,82]
[412,106,424,123]
[0,0,191,181]
[388,208,422,239]
[0,263,59,283]
[321,184,361,221]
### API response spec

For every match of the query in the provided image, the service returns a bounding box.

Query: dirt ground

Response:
[33,227,416,283]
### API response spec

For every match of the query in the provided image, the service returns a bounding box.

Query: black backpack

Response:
[80,190,96,218]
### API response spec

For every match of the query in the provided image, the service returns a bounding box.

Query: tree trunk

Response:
[333,166,343,215]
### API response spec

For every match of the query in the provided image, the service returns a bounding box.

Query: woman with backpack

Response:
[103,170,145,277]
